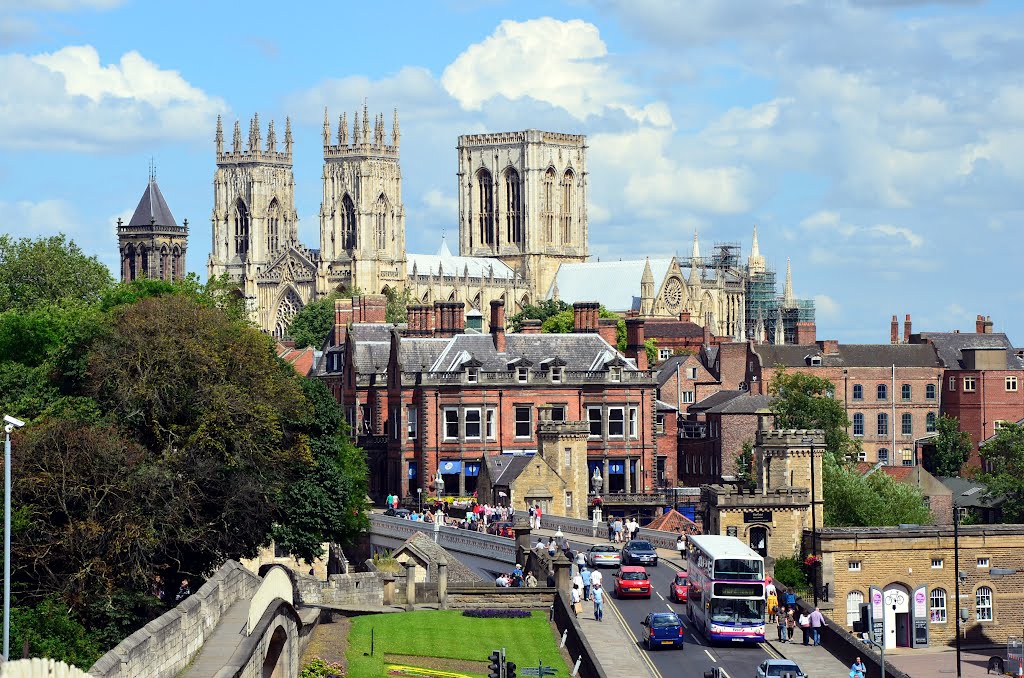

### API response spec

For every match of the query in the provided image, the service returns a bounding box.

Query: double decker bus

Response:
[686,535,766,643]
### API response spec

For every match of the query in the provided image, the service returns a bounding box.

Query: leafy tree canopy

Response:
[925,415,973,477]
[507,299,570,332]
[979,421,1024,522]
[823,455,933,527]
[287,293,340,349]
[0,234,114,311]
[768,369,859,464]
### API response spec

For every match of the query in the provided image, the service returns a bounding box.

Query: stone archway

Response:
[748,525,768,558]
[262,625,288,678]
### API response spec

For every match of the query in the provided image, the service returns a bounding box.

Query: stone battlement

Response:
[457,130,586,147]
[756,429,825,446]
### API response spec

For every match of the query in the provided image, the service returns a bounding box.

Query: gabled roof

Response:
[688,390,745,413]
[407,238,518,279]
[854,462,915,482]
[128,178,178,227]
[546,258,674,312]
[414,332,629,374]
[940,477,1005,509]
[396,532,482,583]
[484,455,533,486]
[275,342,316,376]
[645,508,696,532]
[753,343,940,369]
[704,394,773,415]
[644,321,704,339]
[917,332,1024,369]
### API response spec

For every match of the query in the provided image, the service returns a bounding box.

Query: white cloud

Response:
[441,18,667,125]
[421,189,456,220]
[0,45,225,151]
[0,0,124,8]
[813,294,840,320]
[0,199,79,237]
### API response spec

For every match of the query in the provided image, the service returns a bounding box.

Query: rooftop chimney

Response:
[904,314,912,344]
[359,294,387,323]
[573,301,600,334]
[434,301,465,338]
[891,314,899,344]
[795,321,816,346]
[407,304,432,337]
[625,318,648,371]
[703,312,712,346]
[490,299,506,353]
[334,297,353,345]
[681,310,691,322]
[598,318,619,347]
[520,319,542,334]
[976,315,994,334]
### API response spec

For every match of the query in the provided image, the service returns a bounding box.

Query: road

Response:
[575,539,775,678]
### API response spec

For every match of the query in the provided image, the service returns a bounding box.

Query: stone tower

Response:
[456,130,588,300]
[639,258,655,316]
[118,167,188,282]
[319,105,407,295]
[208,114,309,334]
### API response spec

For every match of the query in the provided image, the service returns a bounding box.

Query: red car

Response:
[614,566,652,599]
[669,572,689,602]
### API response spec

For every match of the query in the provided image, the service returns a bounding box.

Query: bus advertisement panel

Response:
[686,535,766,643]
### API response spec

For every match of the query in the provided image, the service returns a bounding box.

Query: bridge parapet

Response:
[369,514,516,564]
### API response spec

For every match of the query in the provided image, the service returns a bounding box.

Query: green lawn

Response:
[345,610,570,678]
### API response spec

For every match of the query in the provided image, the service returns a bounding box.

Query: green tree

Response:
[507,299,570,332]
[287,293,340,348]
[823,455,933,526]
[9,597,103,668]
[272,379,370,562]
[540,305,628,351]
[0,234,114,311]
[768,369,859,464]
[736,440,755,487]
[384,287,413,324]
[979,421,1024,522]
[925,415,972,477]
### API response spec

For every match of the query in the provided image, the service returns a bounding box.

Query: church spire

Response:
[775,305,785,345]
[249,113,261,152]
[691,229,701,261]
[748,224,766,274]
[323,107,331,146]
[266,119,277,152]
[640,257,655,316]
[284,117,293,156]
[362,102,370,145]
[783,258,794,307]
[215,115,223,156]
[232,120,242,153]
[338,112,347,145]
[392,108,400,147]
[754,308,765,344]
[353,108,360,145]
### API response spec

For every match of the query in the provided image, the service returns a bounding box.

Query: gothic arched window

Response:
[160,246,169,281]
[504,168,522,247]
[124,243,136,281]
[341,194,356,249]
[171,245,182,281]
[233,199,250,258]
[543,168,555,244]
[561,170,575,244]
[140,245,149,277]
[477,169,494,246]
[274,288,303,339]
[374,193,389,251]
[267,198,282,254]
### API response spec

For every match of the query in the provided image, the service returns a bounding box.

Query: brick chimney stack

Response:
[573,302,599,333]
[904,314,912,344]
[891,314,899,344]
[681,310,691,322]
[520,319,542,334]
[361,294,387,323]
[407,304,432,337]
[434,301,465,338]
[598,318,619,347]
[703,312,712,346]
[625,318,648,371]
[976,314,993,334]
[490,299,506,353]
[334,297,353,345]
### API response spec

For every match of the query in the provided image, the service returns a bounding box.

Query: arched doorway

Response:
[748,526,768,558]
[883,584,911,649]
[262,626,288,678]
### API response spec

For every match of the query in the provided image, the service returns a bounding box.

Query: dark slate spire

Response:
[128,177,178,228]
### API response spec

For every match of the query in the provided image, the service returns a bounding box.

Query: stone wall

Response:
[445,585,555,610]
[90,560,261,678]
[551,590,607,678]
[290,568,385,609]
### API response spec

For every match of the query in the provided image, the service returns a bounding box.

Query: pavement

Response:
[763,632,851,677]
[886,646,1017,677]
[181,599,249,678]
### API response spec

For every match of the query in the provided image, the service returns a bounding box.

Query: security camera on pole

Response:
[3,414,26,660]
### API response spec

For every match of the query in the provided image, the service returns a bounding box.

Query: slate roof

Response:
[854,462,915,482]
[484,455,533,486]
[407,238,518,279]
[917,332,1024,369]
[351,323,393,343]
[688,390,745,413]
[656,355,689,387]
[397,532,482,583]
[655,399,678,412]
[703,394,773,415]
[546,258,674,312]
[753,343,941,369]
[940,477,1005,509]
[128,178,178,227]
[644,321,704,339]
[351,342,391,374]
[421,332,626,373]
[398,338,450,372]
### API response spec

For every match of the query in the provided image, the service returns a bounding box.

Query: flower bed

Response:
[461,609,531,619]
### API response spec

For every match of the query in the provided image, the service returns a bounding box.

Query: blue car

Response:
[641,612,685,650]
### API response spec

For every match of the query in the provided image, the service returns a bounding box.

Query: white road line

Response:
[656,592,665,601]
[718,669,732,678]
[704,649,716,662]
[666,604,675,612]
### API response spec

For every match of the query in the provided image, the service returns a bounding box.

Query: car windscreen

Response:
[621,572,648,581]
[767,664,800,676]
[592,545,617,553]
[674,575,688,585]
[629,541,654,550]
[649,614,679,627]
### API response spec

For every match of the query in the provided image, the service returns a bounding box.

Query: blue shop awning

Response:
[440,460,463,474]
[465,462,481,477]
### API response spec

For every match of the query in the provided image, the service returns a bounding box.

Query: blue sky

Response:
[2,0,1022,343]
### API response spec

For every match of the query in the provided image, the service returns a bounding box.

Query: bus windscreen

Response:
[710,598,765,625]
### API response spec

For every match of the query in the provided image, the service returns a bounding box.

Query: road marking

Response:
[666,604,675,613]
[718,669,732,678]
[605,597,663,678]
[656,592,665,601]
[705,649,716,662]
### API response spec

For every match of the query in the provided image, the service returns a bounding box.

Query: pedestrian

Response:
[385,493,394,510]
[765,576,777,598]
[575,550,586,569]
[777,606,788,642]
[798,610,811,645]
[676,533,686,560]
[548,540,557,557]
[592,585,604,621]
[613,518,623,543]
[809,606,825,646]
[786,609,797,644]
[571,584,582,615]
[850,657,867,678]
[581,567,592,601]
[525,571,538,588]
[175,578,191,603]
[528,504,536,529]
[766,590,779,623]
[573,570,584,595]
[535,504,543,529]
[590,568,603,591]
[607,518,614,542]
[784,586,796,607]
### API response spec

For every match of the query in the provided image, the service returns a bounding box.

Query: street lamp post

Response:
[3,415,26,661]
[801,436,819,606]
[591,467,603,537]
[417,487,422,514]
[953,508,963,678]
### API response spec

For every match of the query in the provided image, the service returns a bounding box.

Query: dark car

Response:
[641,611,685,650]
[621,540,658,566]
[384,507,411,518]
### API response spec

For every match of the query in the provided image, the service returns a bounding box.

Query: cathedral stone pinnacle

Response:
[748,224,766,274]
[323,107,331,146]
[266,119,277,152]
[783,258,794,307]
[215,115,223,156]
[232,120,242,153]
[392,108,400,147]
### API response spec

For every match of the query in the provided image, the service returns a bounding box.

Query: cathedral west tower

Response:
[457,130,588,301]
[319,105,407,295]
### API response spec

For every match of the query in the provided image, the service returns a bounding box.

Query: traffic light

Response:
[488,650,503,678]
[505,660,517,678]
[852,603,870,634]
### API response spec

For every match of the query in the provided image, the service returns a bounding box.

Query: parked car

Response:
[621,540,658,566]
[613,565,652,599]
[669,572,689,602]
[641,612,685,650]
[586,543,621,568]
[384,507,411,518]
[756,659,807,678]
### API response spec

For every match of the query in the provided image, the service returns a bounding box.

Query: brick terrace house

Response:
[656,349,723,414]
[908,315,1024,471]
[320,298,662,512]
[677,391,773,485]
[748,338,944,465]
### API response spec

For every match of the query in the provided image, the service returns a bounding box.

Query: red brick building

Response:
[676,390,772,485]
[909,315,1024,471]
[320,298,663,508]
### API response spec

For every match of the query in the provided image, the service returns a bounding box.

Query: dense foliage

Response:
[772,556,809,591]
[926,415,973,477]
[0,241,369,665]
[979,421,1024,522]
[507,299,570,332]
[0,234,113,311]
[735,440,755,487]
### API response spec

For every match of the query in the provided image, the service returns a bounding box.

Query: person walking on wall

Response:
[592,585,604,622]
[850,657,867,678]
[798,610,811,645]
[777,606,788,642]
[786,609,797,644]
[766,589,779,623]
[809,606,826,646]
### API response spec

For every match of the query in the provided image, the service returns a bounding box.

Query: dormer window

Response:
[517,367,529,383]
[610,367,622,382]
[551,366,563,383]
[467,367,479,383]
[810,355,822,366]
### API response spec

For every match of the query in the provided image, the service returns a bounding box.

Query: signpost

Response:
[520,666,557,677]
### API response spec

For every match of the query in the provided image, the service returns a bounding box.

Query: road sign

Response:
[520,667,557,676]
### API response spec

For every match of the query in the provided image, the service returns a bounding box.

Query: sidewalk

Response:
[887,646,1012,677]
[181,599,249,678]
[764,634,851,677]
